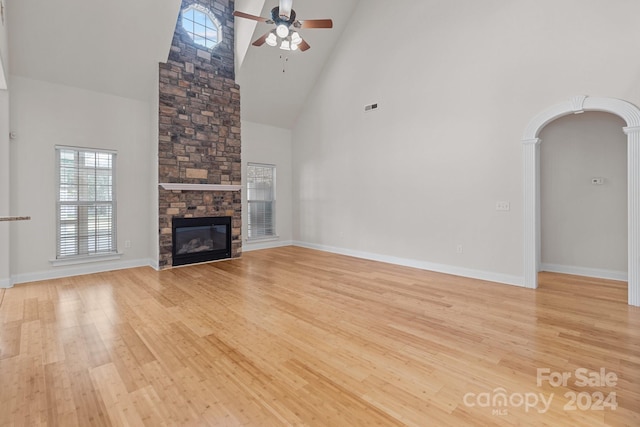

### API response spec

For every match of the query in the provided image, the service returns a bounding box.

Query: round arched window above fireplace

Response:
[181,4,222,49]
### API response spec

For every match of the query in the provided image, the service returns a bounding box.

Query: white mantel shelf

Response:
[159,183,241,192]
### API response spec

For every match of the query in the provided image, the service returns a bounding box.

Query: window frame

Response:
[181,3,223,50]
[247,163,277,241]
[55,146,118,261]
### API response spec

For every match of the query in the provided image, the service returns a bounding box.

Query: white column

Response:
[522,138,541,289]
[624,126,640,306]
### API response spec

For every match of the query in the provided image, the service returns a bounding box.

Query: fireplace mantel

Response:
[159,183,241,192]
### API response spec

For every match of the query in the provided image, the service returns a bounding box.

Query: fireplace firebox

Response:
[172,216,232,266]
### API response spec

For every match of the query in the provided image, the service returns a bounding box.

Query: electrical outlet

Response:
[125,240,131,249]
[496,201,510,211]
[456,244,463,254]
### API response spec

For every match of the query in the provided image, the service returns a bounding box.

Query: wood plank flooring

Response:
[1,246,639,426]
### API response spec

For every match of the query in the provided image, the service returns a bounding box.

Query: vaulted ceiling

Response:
[8,0,181,101]
[236,0,359,128]
[7,0,358,129]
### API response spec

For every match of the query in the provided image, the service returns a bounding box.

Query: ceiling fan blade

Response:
[233,11,268,22]
[279,0,293,19]
[252,33,270,47]
[299,19,333,29]
[298,40,311,52]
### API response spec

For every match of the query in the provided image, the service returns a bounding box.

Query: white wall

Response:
[292,0,640,284]
[149,71,160,269]
[0,1,10,286]
[9,77,155,282]
[241,120,293,251]
[540,112,627,278]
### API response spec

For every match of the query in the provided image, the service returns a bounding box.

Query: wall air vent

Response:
[364,103,378,112]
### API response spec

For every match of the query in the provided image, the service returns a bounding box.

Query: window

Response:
[247,163,276,240]
[56,147,117,259]
[181,4,222,49]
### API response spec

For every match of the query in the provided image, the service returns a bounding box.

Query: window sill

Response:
[50,252,124,267]
[246,236,279,243]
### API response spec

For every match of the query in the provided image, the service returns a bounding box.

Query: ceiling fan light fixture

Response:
[236,3,332,54]
[291,32,302,45]
[265,32,278,46]
[280,40,291,50]
[276,24,290,38]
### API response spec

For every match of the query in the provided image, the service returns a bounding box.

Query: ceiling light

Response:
[291,43,298,51]
[280,40,291,51]
[265,32,278,47]
[290,32,302,45]
[276,24,290,38]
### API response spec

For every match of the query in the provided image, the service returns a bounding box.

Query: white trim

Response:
[247,236,280,242]
[522,95,640,306]
[540,264,627,282]
[50,252,123,267]
[0,56,6,90]
[293,241,525,288]
[244,239,293,252]
[55,145,117,155]
[11,258,154,286]
[159,183,241,191]
[0,278,10,289]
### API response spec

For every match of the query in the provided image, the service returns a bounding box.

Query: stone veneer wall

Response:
[158,0,241,269]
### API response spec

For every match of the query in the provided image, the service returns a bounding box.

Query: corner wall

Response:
[8,77,155,283]
[0,8,10,285]
[241,121,293,250]
[0,88,9,286]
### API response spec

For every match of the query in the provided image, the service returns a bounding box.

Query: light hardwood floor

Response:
[1,246,639,426]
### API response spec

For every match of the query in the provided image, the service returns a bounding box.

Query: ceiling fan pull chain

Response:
[280,55,289,73]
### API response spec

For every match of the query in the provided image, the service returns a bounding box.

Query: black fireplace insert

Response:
[172,216,232,266]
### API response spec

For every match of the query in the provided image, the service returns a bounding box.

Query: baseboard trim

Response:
[243,239,294,252]
[6,244,532,290]
[10,258,154,286]
[292,241,525,288]
[540,263,627,281]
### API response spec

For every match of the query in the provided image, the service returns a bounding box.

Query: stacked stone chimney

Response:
[158,0,241,268]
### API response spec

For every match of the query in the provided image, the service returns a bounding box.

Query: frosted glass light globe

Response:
[276,24,289,38]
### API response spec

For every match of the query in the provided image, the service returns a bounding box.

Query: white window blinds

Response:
[56,147,117,258]
[247,163,275,239]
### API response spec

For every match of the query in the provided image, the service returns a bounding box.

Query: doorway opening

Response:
[539,112,627,280]
[521,95,640,306]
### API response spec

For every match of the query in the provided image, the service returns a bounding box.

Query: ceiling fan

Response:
[233,0,333,52]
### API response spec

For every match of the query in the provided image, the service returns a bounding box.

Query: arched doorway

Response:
[521,95,640,306]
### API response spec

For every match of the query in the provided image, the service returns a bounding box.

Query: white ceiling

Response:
[7,0,358,129]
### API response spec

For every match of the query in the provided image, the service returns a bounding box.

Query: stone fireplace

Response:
[158,0,241,269]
